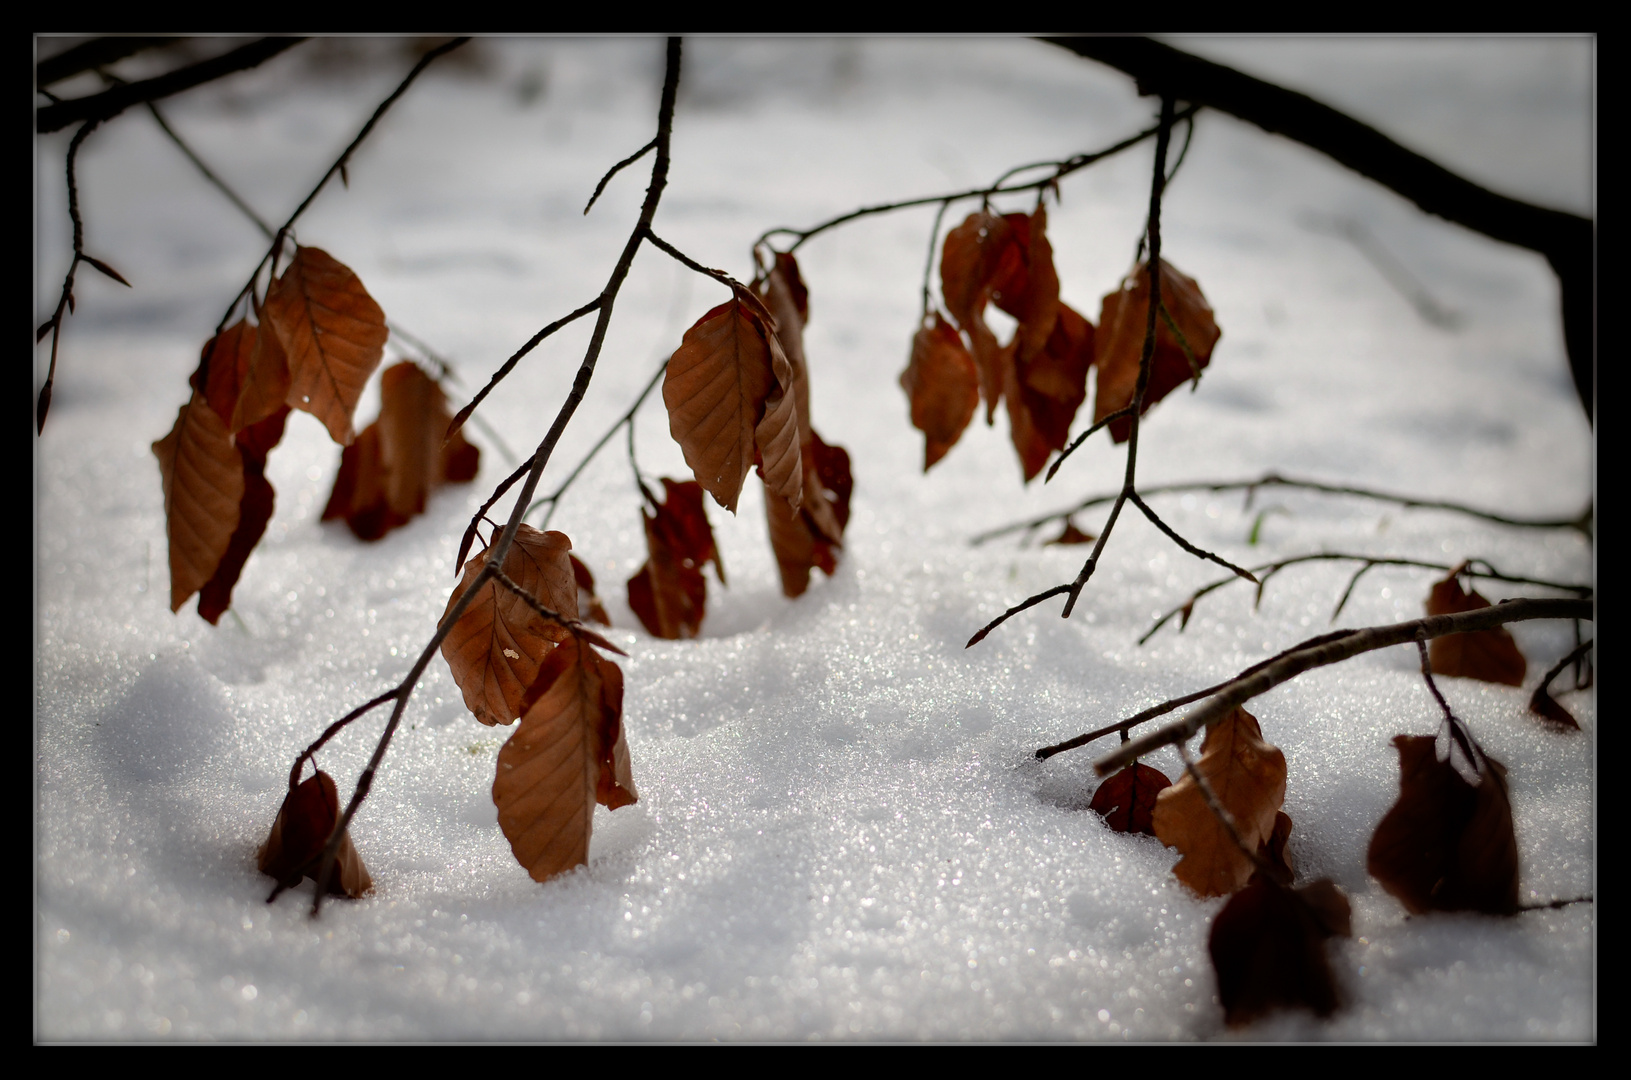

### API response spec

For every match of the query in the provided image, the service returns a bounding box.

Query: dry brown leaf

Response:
[441,525,580,726]
[264,246,388,446]
[1424,571,1527,686]
[231,302,293,433]
[760,253,813,439]
[1366,734,1520,915]
[1209,874,1350,1027]
[664,297,791,514]
[627,479,720,639]
[765,429,852,598]
[493,637,635,883]
[1152,706,1287,897]
[257,770,372,899]
[153,390,245,613]
[198,320,257,427]
[1089,762,1171,836]
[321,361,480,541]
[901,313,980,471]
[940,210,1014,417]
[1094,259,1220,443]
[198,406,290,625]
[570,554,612,627]
[1004,302,1095,481]
[1043,518,1096,546]
[987,205,1060,368]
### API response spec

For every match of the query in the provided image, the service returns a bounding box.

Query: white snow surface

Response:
[34,37,1595,1042]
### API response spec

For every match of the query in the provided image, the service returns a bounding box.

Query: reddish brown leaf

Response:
[1152,706,1287,897]
[1094,260,1220,443]
[1043,519,1096,546]
[759,255,813,441]
[1424,571,1527,686]
[1258,810,1295,886]
[257,770,372,898]
[766,429,852,598]
[441,525,581,726]
[986,205,1060,368]
[493,637,636,883]
[940,210,1015,419]
[153,390,245,613]
[1089,762,1171,836]
[264,246,388,446]
[321,362,480,541]
[570,554,612,627]
[900,313,980,471]
[664,297,798,515]
[231,301,294,433]
[1366,734,1520,915]
[1005,301,1095,481]
[198,319,256,427]
[1209,874,1350,1027]
[627,479,720,639]
[198,406,290,625]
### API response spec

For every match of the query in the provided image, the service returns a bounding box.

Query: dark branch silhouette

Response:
[37,36,183,89]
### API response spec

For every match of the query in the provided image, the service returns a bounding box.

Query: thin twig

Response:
[535,358,668,528]
[307,37,685,917]
[1128,491,1258,584]
[287,689,402,789]
[1089,597,1591,776]
[1043,405,1135,482]
[584,137,656,214]
[973,471,1594,546]
[145,100,275,238]
[443,296,602,440]
[643,229,744,293]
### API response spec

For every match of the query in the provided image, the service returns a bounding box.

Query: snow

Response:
[34,37,1594,1042]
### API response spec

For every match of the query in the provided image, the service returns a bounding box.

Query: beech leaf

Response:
[1089,761,1171,836]
[441,525,581,726]
[264,246,388,446]
[198,406,290,624]
[257,770,372,898]
[1094,260,1220,444]
[198,320,258,427]
[664,297,793,514]
[1005,301,1095,481]
[901,313,980,471]
[493,637,635,883]
[1209,874,1350,1027]
[1424,570,1527,686]
[570,554,612,627]
[153,390,244,613]
[765,429,852,598]
[627,479,721,639]
[1152,706,1287,897]
[1366,734,1520,915]
[1043,519,1096,546]
[940,210,1014,417]
[232,301,294,433]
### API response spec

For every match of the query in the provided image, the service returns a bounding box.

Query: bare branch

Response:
[443,296,602,441]
[37,36,183,88]
[1090,597,1592,776]
[1128,491,1258,584]
[38,37,306,133]
[584,138,657,215]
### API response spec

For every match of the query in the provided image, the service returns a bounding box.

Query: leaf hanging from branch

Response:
[258,770,372,899]
[1005,301,1095,481]
[627,479,721,639]
[1152,706,1287,897]
[230,301,294,433]
[1424,569,1527,686]
[1094,259,1220,443]
[766,430,852,598]
[492,636,636,884]
[198,406,290,624]
[900,313,980,471]
[263,246,388,446]
[1366,734,1520,915]
[570,554,611,627]
[441,525,580,727]
[152,390,244,613]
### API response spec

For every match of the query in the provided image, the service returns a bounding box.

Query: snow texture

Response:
[35,37,1594,1042]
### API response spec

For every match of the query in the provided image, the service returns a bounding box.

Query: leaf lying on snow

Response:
[628,479,722,639]
[493,635,636,883]
[441,525,581,726]
[258,769,372,898]
[1089,761,1171,836]
[1424,568,1527,687]
[1366,733,1519,915]
[1152,706,1286,897]
[1209,874,1351,1027]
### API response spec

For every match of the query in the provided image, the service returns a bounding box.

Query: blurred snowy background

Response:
[34,36,1593,1041]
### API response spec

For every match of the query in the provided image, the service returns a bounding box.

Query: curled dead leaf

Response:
[1424,570,1527,686]
[1005,301,1095,481]
[1089,761,1171,836]
[627,479,721,639]
[1094,260,1220,443]
[1152,706,1287,897]
[198,406,290,625]
[570,554,611,627]
[765,429,852,598]
[493,637,635,883]
[258,770,372,899]
[441,525,580,726]
[1366,734,1519,915]
[901,313,980,471]
[264,246,388,446]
